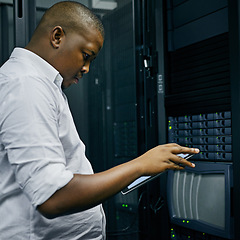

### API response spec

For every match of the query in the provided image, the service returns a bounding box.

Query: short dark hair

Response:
[37,1,104,38]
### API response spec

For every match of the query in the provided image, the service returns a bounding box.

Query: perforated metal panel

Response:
[166,33,230,116]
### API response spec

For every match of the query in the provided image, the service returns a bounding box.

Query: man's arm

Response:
[38,143,199,218]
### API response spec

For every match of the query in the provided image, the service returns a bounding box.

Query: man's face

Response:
[54,28,104,88]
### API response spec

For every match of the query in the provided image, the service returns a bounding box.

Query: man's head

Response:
[26,1,104,88]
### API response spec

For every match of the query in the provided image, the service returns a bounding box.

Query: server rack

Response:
[153,0,239,239]
[101,3,140,239]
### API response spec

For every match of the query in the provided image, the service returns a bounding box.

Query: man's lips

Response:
[74,76,81,84]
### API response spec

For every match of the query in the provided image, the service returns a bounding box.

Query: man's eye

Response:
[83,53,90,61]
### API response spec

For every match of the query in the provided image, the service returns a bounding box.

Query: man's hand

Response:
[134,143,199,176]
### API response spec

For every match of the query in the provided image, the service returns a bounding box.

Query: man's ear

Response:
[51,26,65,49]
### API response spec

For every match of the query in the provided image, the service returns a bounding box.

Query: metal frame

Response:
[0,3,9,65]
[13,0,36,47]
[229,0,240,239]
[155,1,171,239]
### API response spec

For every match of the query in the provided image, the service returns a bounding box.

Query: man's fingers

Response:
[170,154,195,168]
[173,164,185,170]
[169,144,200,155]
[166,161,185,170]
[180,147,199,154]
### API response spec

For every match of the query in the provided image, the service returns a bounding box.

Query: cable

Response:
[107,191,145,236]
[150,196,164,214]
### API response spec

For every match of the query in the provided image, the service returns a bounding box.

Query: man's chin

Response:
[61,81,71,90]
[61,77,81,90]
[61,80,73,90]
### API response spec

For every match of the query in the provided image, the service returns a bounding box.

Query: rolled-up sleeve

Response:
[1,76,73,207]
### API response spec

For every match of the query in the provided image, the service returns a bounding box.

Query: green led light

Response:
[169,126,172,130]
[122,204,125,207]
[125,204,128,207]
[187,221,190,223]
[188,236,191,239]
[172,234,175,238]
[183,220,185,223]
[203,233,205,235]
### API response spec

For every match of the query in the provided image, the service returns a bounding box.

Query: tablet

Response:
[121,153,194,195]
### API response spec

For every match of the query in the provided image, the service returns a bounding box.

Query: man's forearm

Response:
[37,158,142,218]
[37,144,198,219]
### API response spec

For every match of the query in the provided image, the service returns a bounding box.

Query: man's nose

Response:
[81,62,90,74]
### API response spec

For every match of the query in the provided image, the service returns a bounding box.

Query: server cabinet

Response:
[156,0,239,239]
[101,3,140,239]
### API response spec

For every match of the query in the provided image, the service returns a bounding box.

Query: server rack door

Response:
[102,3,141,239]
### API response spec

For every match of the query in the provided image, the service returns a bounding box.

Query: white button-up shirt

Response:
[0,48,106,239]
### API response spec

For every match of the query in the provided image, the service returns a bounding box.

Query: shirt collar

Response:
[10,48,63,89]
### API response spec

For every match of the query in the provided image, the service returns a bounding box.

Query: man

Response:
[0,1,199,239]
